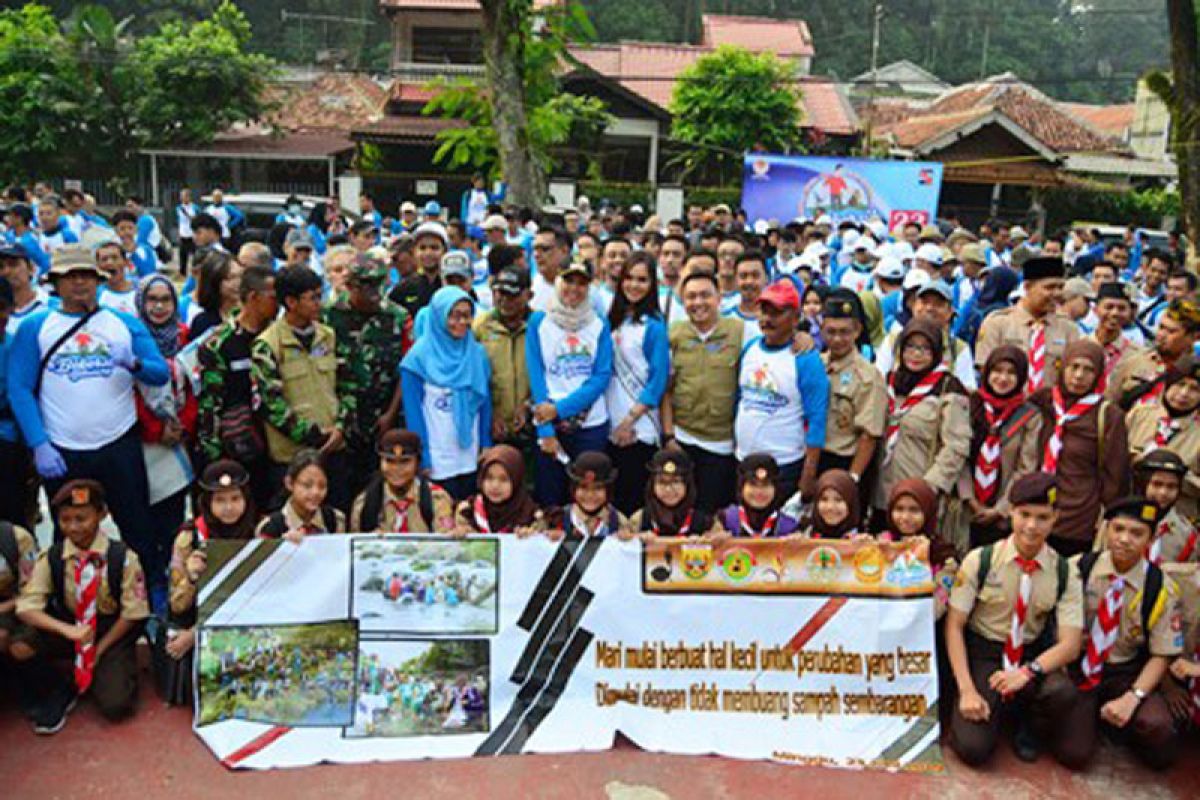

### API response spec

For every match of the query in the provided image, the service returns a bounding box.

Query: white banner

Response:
[194,536,945,773]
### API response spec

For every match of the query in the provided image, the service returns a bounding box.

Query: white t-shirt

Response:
[422,384,480,480]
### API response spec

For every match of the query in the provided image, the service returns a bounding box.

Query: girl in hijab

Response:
[527,263,614,507]
[401,286,493,502]
[1125,353,1200,519]
[801,469,860,538]
[717,454,803,538]
[1031,338,1129,556]
[134,273,197,614]
[629,448,722,536]
[454,445,540,534]
[801,284,827,352]
[606,251,670,515]
[874,318,970,532]
[543,450,630,539]
[960,345,1046,550]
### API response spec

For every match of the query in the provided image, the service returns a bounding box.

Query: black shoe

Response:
[1013,722,1041,763]
[32,694,77,736]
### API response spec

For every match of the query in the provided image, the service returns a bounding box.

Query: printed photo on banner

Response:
[642,538,934,597]
[351,537,499,635]
[197,620,358,727]
[346,639,490,739]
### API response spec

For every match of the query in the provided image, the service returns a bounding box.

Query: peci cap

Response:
[758,279,800,310]
[1134,449,1188,478]
[1104,495,1161,528]
[51,479,106,512]
[199,460,250,492]
[1022,256,1066,283]
[378,429,421,459]
[1008,472,1057,508]
[493,266,531,295]
[47,244,105,280]
[1095,282,1134,304]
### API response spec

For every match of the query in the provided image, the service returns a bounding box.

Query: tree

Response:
[669,45,805,180]
[424,2,611,205]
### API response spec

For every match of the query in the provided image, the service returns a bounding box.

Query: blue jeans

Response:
[534,424,610,507]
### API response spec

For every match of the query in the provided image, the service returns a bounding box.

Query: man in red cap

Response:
[733,279,829,499]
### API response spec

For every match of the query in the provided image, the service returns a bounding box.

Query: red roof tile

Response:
[203,131,356,158]
[1059,102,1135,139]
[380,0,481,11]
[352,114,465,143]
[701,14,814,57]
[270,73,388,134]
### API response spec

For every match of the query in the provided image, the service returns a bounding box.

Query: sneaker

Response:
[1013,722,1041,762]
[32,694,77,736]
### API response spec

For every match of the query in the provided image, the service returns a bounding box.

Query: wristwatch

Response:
[849,471,861,483]
[1131,687,1147,703]
[1026,660,1045,681]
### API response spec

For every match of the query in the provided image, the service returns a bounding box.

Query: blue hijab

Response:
[401,286,490,448]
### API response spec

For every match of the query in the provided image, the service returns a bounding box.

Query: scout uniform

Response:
[1125,356,1200,520]
[1086,282,1142,383]
[17,481,150,724]
[257,497,346,537]
[1106,298,1200,409]
[0,521,38,625]
[547,451,631,539]
[820,295,886,476]
[1058,498,1183,769]
[1109,451,1200,565]
[349,429,455,533]
[975,257,1079,391]
[947,473,1083,767]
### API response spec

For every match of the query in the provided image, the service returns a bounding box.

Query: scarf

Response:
[890,318,946,396]
[885,365,948,462]
[473,445,537,532]
[137,274,184,358]
[811,470,859,538]
[1042,339,1106,474]
[547,276,596,332]
[199,491,256,540]
[400,286,490,449]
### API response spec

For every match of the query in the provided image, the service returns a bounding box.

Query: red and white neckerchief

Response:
[1043,387,1102,474]
[1078,572,1127,691]
[195,516,210,543]
[73,551,104,693]
[1178,525,1200,563]
[1148,520,1170,566]
[652,510,694,537]
[1136,364,1170,407]
[738,506,777,538]
[1152,413,1187,450]
[973,396,1023,504]
[1027,321,1047,392]
[884,365,948,464]
[1003,554,1042,675]
[472,496,492,533]
[1100,337,1124,380]
[388,499,412,534]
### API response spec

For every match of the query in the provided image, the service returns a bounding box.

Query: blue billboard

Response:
[741,154,943,231]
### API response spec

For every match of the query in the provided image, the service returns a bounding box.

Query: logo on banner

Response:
[680,543,714,580]
[798,165,873,221]
[750,158,771,179]
[805,546,841,582]
[884,550,933,587]
[852,546,885,584]
[720,548,756,582]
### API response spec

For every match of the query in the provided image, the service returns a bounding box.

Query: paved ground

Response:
[3,673,1198,800]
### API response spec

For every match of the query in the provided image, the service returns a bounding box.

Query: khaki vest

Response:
[259,320,339,464]
[669,316,743,442]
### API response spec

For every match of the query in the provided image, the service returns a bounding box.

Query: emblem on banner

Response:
[805,546,841,582]
[680,543,714,580]
[853,545,885,584]
[720,548,756,582]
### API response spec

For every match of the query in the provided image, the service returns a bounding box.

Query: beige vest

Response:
[259,320,338,464]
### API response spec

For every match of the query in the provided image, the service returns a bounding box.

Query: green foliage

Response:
[1041,185,1181,230]
[669,45,805,179]
[424,2,612,181]
[0,2,274,179]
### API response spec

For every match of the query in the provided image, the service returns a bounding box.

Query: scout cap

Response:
[1008,472,1057,508]
[568,451,617,485]
[440,251,473,281]
[378,429,421,459]
[482,214,508,232]
[48,244,105,280]
[915,243,944,266]
[1022,256,1066,283]
[51,479,106,512]
[738,453,779,484]
[758,280,800,310]
[284,228,314,251]
[493,266,531,295]
[1134,449,1188,478]
[1104,495,1160,528]
[916,279,953,303]
[648,447,693,478]
[959,242,988,265]
[199,459,250,491]
[1062,277,1095,302]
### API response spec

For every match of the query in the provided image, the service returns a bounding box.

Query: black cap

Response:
[568,451,617,485]
[494,266,531,295]
[1022,256,1066,283]
[1134,449,1188,477]
[1095,282,1134,303]
[51,479,106,512]
[647,447,693,478]
[378,429,421,458]
[199,459,250,491]
[1104,495,1160,528]
[823,289,860,320]
[738,453,780,484]
[1008,472,1057,507]
[0,242,29,261]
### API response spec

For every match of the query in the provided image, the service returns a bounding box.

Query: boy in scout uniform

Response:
[819,291,885,490]
[945,472,1084,766]
[1058,497,1183,769]
[1127,450,1200,564]
[15,480,150,733]
[975,257,1079,393]
[349,429,456,533]
[1107,297,1200,410]
[0,517,39,715]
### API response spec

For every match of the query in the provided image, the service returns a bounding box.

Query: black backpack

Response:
[259,506,341,538]
[1077,551,1164,643]
[46,539,127,622]
[358,475,435,532]
[976,542,1069,602]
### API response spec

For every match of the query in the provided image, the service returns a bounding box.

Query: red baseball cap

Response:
[758,280,800,310]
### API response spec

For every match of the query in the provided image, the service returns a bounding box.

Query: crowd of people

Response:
[0,180,1199,774]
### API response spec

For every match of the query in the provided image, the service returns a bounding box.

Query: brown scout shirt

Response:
[823,349,886,458]
[976,305,1079,389]
[956,405,1046,515]
[0,524,37,601]
[1106,348,1170,406]
[873,391,971,509]
[255,501,347,536]
[950,537,1084,643]
[349,480,455,533]
[17,531,150,621]
[1071,551,1183,663]
[1126,402,1200,520]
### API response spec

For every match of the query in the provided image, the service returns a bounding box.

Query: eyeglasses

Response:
[447,309,474,322]
[902,342,935,354]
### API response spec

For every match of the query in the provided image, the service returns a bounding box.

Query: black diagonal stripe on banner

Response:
[516,539,578,631]
[498,626,593,755]
[476,586,593,756]
[513,585,593,688]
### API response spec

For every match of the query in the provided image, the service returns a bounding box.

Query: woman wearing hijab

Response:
[454,445,540,533]
[803,469,860,538]
[628,448,721,536]
[717,454,803,538]
[526,262,614,506]
[1030,338,1129,556]
[953,265,1020,347]
[957,345,1047,550]
[401,286,493,502]
[1126,353,1200,519]
[131,273,197,613]
[873,318,971,534]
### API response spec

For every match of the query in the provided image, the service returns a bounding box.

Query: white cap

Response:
[915,243,944,266]
[842,229,860,249]
[787,253,823,274]
[802,241,830,259]
[630,204,644,215]
[902,269,931,292]
[400,201,417,214]
[874,256,906,280]
[1010,225,1030,241]
[815,214,833,227]
[853,236,877,253]
[411,221,448,244]
[868,219,888,240]
[482,214,507,231]
[871,241,893,260]
[753,219,770,235]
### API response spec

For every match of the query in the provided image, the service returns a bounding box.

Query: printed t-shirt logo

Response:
[47,331,116,382]
[740,362,787,414]
[549,333,594,380]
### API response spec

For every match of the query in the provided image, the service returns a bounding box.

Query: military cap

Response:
[350,253,389,284]
[51,479,106,512]
[1008,472,1058,508]
[1104,495,1161,528]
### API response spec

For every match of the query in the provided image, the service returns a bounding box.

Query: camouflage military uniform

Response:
[196,320,263,463]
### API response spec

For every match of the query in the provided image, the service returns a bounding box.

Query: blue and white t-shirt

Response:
[527,311,614,438]
[734,338,829,465]
[606,316,670,446]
